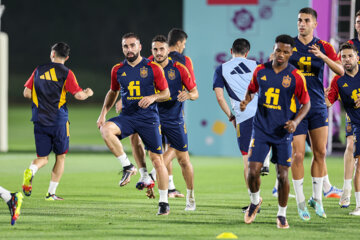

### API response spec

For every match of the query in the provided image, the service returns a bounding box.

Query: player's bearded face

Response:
[297,13,317,37]
[273,43,292,66]
[341,49,358,72]
[152,41,169,64]
[122,38,141,63]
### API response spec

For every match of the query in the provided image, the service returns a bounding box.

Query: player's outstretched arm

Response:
[23,88,31,99]
[138,88,170,109]
[284,101,310,133]
[74,88,94,100]
[97,90,119,128]
[177,87,199,102]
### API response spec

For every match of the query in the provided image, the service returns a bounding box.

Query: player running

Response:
[0,186,23,225]
[151,34,198,210]
[213,38,259,196]
[289,7,344,220]
[241,35,310,229]
[22,42,93,201]
[326,42,360,216]
[97,33,171,215]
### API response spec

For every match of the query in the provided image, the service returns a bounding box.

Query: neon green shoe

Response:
[22,169,33,196]
[45,193,64,201]
[7,192,24,225]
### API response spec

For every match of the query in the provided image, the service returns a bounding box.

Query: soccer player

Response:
[289,7,344,220]
[241,34,310,229]
[326,42,360,216]
[132,28,195,198]
[22,42,93,201]
[213,38,258,194]
[97,33,171,215]
[0,186,23,225]
[338,10,360,208]
[152,34,198,210]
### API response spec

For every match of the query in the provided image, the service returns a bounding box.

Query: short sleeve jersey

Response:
[289,36,338,109]
[328,69,360,125]
[248,62,310,141]
[213,57,258,123]
[24,62,82,126]
[168,51,196,83]
[158,59,196,121]
[111,58,168,120]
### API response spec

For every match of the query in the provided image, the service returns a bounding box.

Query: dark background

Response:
[1,0,182,103]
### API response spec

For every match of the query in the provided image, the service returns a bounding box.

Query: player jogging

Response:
[22,42,93,201]
[241,34,310,229]
[326,42,360,216]
[97,33,171,215]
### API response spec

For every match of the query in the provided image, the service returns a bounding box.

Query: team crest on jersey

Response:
[282,75,291,88]
[168,69,176,80]
[347,124,352,133]
[140,67,148,78]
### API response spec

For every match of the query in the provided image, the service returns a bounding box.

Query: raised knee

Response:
[100,125,114,139]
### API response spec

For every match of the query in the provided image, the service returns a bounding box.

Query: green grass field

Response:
[1,106,359,239]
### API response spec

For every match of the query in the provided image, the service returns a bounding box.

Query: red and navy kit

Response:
[110,58,168,120]
[342,38,360,136]
[24,62,82,156]
[24,62,82,126]
[149,52,195,82]
[158,59,196,152]
[108,57,168,154]
[290,36,338,109]
[247,62,310,166]
[158,59,196,120]
[328,69,360,156]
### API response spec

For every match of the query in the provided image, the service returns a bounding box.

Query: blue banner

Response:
[184,0,310,156]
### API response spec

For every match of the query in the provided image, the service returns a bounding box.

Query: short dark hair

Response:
[122,32,140,41]
[339,42,358,53]
[152,35,167,44]
[275,34,295,48]
[356,10,360,18]
[51,42,70,58]
[168,28,188,47]
[232,38,250,55]
[299,7,317,20]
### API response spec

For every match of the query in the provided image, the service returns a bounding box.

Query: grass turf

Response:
[1,105,359,239]
[0,153,359,239]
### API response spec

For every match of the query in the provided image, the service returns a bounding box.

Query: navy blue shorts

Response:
[108,115,163,154]
[294,107,328,136]
[236,117,253,155]
[34,122,69,157]
[161,120,188,152]
[353,125,360,157]
[345,113,354,137]
[248,129,292,167]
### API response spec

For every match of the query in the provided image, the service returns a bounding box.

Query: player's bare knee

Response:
[100,124,116,140]
[292,151,305,163]
[277,172,288,187]
[313,149,326,161]
[151,158,163,169]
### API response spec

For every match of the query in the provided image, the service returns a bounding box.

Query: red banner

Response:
[207,0,258,5]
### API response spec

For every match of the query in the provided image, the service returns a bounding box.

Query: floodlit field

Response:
[1,106,359,239]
